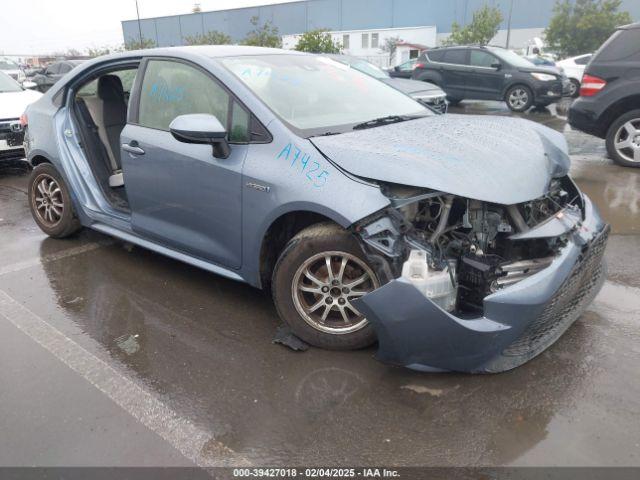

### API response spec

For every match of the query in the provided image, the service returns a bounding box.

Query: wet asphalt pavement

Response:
[0,99,639,468]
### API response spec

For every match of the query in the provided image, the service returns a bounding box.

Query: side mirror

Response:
[491,62,502,70]
[169,113,230,159]
[22,81,38,90]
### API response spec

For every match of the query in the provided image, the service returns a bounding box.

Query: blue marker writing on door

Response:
[277,143,329,188]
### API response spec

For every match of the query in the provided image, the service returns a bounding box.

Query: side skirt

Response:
[91,223,246,284]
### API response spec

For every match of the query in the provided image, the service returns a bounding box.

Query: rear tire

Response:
[505,85,533,112]
[28,163,82,238]
[272,223,380,350]
[605,109,640,168]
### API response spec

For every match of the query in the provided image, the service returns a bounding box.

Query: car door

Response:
[438,49,470,99]
[467,49,505,100]
[120,58,248,269]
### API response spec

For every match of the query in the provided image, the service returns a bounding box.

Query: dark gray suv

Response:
[412,46,570,112]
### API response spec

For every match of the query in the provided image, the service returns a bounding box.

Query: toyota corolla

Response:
[23,46,608,373]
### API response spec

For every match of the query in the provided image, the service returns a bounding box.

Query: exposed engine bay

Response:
[356,176,585,315]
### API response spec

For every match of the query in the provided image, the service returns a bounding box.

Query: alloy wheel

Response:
[508,88,529,110]
[292,251,379,334]
[614,119,640,163]
[32,174,64,227]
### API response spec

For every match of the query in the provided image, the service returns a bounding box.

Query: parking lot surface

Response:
[1,100,639,467]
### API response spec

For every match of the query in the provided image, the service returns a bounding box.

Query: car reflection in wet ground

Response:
[0,98,639,467]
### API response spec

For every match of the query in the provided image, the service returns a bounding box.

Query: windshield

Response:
[490,48,535,68]
[0,72,22,92]
[0,59,20,71]
[221,54,428,136]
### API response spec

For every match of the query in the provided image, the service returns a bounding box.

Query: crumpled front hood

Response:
[310,114,570,205]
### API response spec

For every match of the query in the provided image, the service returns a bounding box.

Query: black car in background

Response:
[569,23,640,168]
[411,46,570,112]
[30,60,83,92]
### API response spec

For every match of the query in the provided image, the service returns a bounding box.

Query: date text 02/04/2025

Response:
[277,142,329,188]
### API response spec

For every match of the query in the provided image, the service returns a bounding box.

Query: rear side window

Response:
[442,49,468,65]
[427,50,445,62]
[593,29,640,63]
[59,63,73,74]
[138,60,230,132]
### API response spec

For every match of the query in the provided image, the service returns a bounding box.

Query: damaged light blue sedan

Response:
[24,46,609,373]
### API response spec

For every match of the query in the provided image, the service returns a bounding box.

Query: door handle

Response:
[122,142,145,156]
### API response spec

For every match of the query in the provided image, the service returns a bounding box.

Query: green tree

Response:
[294,29,341,53]
[381,36,402,57]
[242,16,282,48]
[443,5,503,46]
[545,0,632,57]
[185,30,232,46]
[124,37,157,50]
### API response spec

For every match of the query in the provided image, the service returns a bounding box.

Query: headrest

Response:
[97,75,124,102]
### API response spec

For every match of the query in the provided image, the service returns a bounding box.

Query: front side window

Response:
[59,63,72,74]
[221,55,428,136]
[138,60,230,132]
[362,33,369,49]
[470,50,497,68]
[489,47,534,68]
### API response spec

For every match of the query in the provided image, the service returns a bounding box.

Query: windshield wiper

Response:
[352,115,418,130]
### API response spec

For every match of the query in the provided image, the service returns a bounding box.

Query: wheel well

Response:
[259,211,339,290]
[30,155,51,167]
[600,95,640,135]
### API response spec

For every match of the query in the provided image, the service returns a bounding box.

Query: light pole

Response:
[135,0,144,48]
[506,0,514,49]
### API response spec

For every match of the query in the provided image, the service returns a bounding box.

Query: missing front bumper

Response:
[354,195,608,373]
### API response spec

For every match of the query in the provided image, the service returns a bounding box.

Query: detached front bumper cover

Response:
[353,195,608,373]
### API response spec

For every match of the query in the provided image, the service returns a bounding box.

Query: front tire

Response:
[28,163,82,238]
[606,110,640,168]
[272,223,380,350]
[505,85,533,112]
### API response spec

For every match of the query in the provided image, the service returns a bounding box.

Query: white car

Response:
[0,72,42,161]
[556,53,593,97]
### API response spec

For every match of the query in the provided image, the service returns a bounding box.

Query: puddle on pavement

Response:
[571,161,640,235]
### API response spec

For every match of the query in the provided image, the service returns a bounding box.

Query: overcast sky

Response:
[0,0,295,56]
